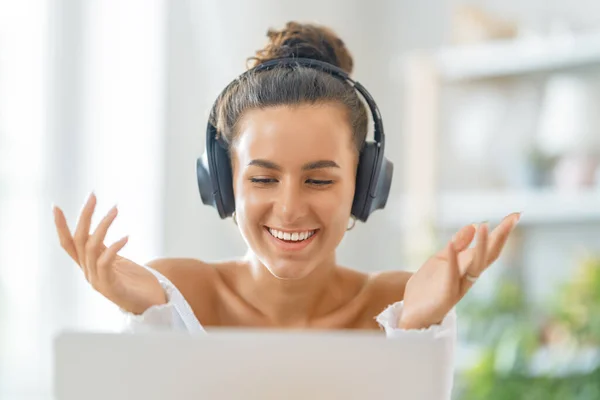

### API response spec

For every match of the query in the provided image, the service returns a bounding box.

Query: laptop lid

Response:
[54,330,453,400]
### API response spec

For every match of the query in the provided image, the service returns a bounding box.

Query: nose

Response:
[275,179,308,225]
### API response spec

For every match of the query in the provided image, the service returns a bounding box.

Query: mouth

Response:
[263,226,319,252]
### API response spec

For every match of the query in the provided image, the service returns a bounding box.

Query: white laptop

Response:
[54,330,453,400]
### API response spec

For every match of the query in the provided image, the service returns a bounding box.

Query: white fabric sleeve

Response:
[375,301,456,397]
[121,266,206,334]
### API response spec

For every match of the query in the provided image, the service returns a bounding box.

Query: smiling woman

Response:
[52,20,521,398]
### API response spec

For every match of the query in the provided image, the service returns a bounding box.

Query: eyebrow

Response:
[248,159,340,171]
[302,160,340,170]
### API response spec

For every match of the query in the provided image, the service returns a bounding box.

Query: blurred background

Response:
[1,0,600,398]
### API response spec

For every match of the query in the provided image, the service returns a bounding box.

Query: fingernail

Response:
[510,212,522,230]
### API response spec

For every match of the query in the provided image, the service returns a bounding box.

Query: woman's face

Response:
[231,103,357,280]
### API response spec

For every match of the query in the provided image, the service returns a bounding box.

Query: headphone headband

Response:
[210,57,385,146]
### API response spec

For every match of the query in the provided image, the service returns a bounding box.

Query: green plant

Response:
[553,256,600,346]
[456,255,600,400]
[460,360,600,400]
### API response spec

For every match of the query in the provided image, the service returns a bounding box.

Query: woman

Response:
[52,20,519,387]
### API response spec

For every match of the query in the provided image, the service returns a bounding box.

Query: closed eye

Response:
[250,178,277,184]
[249,178,334,186]
[307,179,334,186]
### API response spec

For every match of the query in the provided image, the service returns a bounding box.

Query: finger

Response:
[85,205,118,280]
[53,205,80,263]
[447,241,461,297]
[452,224,477,252]
[73,193,97,277]
[486,212,521,264]
[96,235,129,283]
[467,223,489,278]
[457,213,521,271]
[457,248,474,275]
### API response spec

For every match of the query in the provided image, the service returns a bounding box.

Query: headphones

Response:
[196,57,393,222]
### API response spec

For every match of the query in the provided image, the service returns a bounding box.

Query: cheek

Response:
[238,191,269,222]
[232,177,266,221]
[314,181,356,225]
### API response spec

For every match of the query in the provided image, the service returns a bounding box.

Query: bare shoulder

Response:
[146,257,218,287]
[369,270,413,295]
[365,270,413,311]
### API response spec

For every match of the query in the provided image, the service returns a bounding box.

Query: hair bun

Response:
[247,21,354,74]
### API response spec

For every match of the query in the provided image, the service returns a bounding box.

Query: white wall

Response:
[0,1,167,397]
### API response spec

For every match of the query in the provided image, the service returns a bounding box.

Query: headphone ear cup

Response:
[371,156,393,212]
[210,138,235,218]
[196,124,235,219]
[197,152,214,208]
[351,143,394,222]
[352,142,378,221]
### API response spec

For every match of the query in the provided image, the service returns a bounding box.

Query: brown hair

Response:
[211,21,368,154]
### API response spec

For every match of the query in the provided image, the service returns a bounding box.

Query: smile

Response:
[263,226,319,252]
[267,228,316,242]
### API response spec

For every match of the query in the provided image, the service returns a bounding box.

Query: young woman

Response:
[52,20,520,391]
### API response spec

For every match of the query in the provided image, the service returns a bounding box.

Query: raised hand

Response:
[53,193,166,315]
[399,212,521,330]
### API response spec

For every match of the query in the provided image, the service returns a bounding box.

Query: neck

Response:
[240,251,341,327]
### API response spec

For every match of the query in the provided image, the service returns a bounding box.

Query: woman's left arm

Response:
[372,212,520,396]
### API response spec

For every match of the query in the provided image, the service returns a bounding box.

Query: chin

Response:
[243,226,338,280]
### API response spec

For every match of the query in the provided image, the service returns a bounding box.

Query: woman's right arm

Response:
[53,193,204,334]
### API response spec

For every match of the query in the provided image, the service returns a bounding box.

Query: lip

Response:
[263,226,319,252]
[265,226,319,233]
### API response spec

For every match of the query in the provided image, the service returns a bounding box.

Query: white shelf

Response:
[399,35,600,258]
[430,31,600,82]
[436,188,600,228]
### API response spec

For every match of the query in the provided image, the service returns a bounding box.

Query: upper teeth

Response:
[268,228,316,241]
